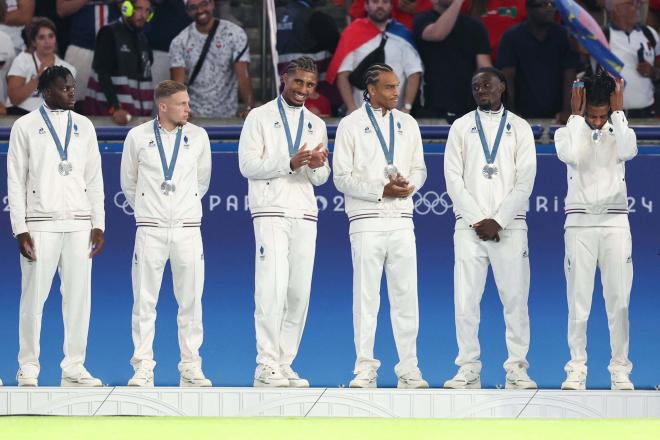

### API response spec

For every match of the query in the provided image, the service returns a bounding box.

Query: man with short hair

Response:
[328,0,423,114]
[121,80,212,387]
[239,57,330,387]
[333,63,428,389]
[498,0,581,124]
[86,0,154,125]
[7,65,105,387]
[170,0,254,118]
[604,0,660,117]
[555,72,637,390]
[443,67,537,390]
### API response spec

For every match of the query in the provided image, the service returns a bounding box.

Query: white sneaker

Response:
[349,369,377,388]
[443,368,480,389]
[128,368,154,387]
[611,372,634,390]
[17,368,38,387]
[561,370,587,390]
[397,370,429,389]
[61,369,102,387]
[253,365,289,387]
[180,367,212,387]
[280,365,309,388]
[505,367,537,390]
[0,378,3,386]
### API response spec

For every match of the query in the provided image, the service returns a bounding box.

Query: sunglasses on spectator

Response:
[186,0,212,13]
[527,0,555,8]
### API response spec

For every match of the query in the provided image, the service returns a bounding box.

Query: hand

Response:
[636,61,655,78]
[89,228,105,258]
[610,77,625,112]
[570,79,585,116]
[112,109,131,126]
[17,232,36,261]
[290,144,312,171]
[383,175,414,199]
[473,219,502,241]
[555,110,571,125]
[308,143,328,169]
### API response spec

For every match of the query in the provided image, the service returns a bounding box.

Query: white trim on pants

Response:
[253,217,317,371]
[350,228,420,377]
[64,45,94,103]
[130,227,205,372]
[452,228,531,372]
[564,226,633,375]
[18,230,92,377]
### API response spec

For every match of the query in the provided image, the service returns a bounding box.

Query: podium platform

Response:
[1,387,659,418]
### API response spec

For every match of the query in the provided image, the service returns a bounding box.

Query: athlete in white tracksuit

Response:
[120,81,212,387]
[555,74,636,391]
[333,64,428,389]
[7,66,105,387]
[239,57,330,387]
[443,68,537,389]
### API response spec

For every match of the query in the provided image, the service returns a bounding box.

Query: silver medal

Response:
[58,160,73,176]
[384,164,398,179]
[482,164,498,179]
[160,180,176,195]
[591,129,602,144]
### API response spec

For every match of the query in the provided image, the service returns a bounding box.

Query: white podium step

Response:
[1,387,659,418]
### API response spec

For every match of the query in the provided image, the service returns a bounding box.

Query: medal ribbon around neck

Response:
[475,109,508,166]
[153,118,183,182]
[40,105,72,162]
[365,103,395,165]
[277,96,305,157]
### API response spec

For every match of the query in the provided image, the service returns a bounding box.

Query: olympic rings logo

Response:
[114,192,134,216]
[412,191,453,215]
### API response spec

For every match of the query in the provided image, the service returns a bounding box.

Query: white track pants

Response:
[453,229,531,372]
[18,230,92,377]
[350,228,420,377]
[64,45,94,103]
[253,217,317,370]
[130,227,205,372]
[564,227,633,375]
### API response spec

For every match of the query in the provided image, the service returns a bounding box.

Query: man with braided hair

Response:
[239,56,330,387]
[333,63,428,389]
[443,67,537,389]
[555,71,637,390]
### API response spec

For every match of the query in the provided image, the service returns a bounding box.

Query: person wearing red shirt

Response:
[347,0,434,30]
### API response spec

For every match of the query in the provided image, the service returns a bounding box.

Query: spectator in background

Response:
[498,0,580,123]
[605,0,659,117]
[56,0,120,111]
[468,0,526,62]
[348,0,433,30]
[0,1,16,114]
[0,0,33,53]
[413,0,491,122]
[276,0,341,117]
[86,0,153,125]
[328,0,423,114]
[6,17,76,115]
[146,0,190,87]
[169,0,253,118]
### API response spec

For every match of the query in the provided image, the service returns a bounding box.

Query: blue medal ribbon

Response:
[365,103,395,165]
[153,118,183,182]
[40,105,72,161]
[475,109,508,165]
[277,96,305,157]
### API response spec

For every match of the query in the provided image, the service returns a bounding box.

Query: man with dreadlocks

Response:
[443,67,537,390]
[239,56,330,387]
[333,63,428,389]
[7,66,105,387]
[555,72,637,391]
